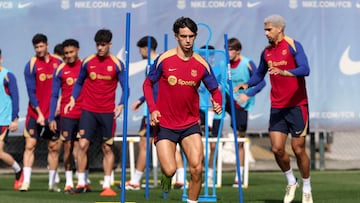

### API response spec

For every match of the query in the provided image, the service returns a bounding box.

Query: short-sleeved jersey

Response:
[143,48,222,130]
[72,54,125,113]
[50,59,82,120]
[249,36,309,108]
[24,55,62,119]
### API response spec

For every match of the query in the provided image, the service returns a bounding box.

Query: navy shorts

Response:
[60,117,80,141]
[225,94,248,132]
[0,126,9,142]
[154,123,202,144]
[24,115,60,141]
[79,110,116,144]
[269,105,309,137]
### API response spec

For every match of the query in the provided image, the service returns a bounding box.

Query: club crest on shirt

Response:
[89,72,97,80]
[191,69,197,77]
[168,75,177,86]
[282,49,287,55]
[107,66,113,72]
[66,77,74,85]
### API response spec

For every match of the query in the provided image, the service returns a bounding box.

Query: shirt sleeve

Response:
[117,61,128,105]
[288,41,310,77]
[24,61,39,107]
[247,50,268,87]
[246,60,266,97]
[6,72,19,121]
[49,69,62,121]
[143,57,162,113]
[72,61,88,99]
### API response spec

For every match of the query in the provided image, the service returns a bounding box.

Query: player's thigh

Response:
[156,139,177,169]
[181,133,203,167]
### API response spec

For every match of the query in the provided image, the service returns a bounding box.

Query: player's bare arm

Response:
[131,100,142,111]
[35,106,45,126]
[234,83,248,92]
[9,118,18,132]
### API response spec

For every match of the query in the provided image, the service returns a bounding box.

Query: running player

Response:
[234,14,313,203]
[143,17,222,203]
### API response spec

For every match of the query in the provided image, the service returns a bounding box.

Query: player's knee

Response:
[162,166,176,177]
[271,146,285,156]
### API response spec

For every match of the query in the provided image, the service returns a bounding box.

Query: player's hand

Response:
[114,104,124,118]
[131,100,141,111]
[49,120,57,133]
[234,83,248,92]
[37,113,45,126]
[238,93,250,104]
[268,67,283,75]
[150,110,161,126]
[9,120,18,132]
[64,97,75,114]
[211,98,222,115]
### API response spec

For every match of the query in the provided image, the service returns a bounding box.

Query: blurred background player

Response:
[126,36,185,190]
[20,33,63,192]
[225,38,265,187]
[0,48,23,190]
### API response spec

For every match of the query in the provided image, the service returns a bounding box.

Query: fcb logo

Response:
[107,66,113,72]
[39,73,46,81]
[282,49,287,55]
[66,78,74,85]
[191,69,197,77]
[89,72,97,80]
[168,75,177,86]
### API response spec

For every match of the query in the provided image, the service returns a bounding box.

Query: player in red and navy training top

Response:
[143,17,222,203]
[49,39,85,193]
[0,48,23,190]
[64,29,126,196]
[234,15,313,203]
[21,33,63,192]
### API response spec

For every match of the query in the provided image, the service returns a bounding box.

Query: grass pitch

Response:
[0,170,359,203]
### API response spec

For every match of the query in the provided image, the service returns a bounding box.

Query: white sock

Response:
[207,168,213,179]
[65,170,74,187]
[103,175,111,189]
[23,167,32,184]
[176,168,185,183]
[234,166,244,182]
[12,161,21,173]
[187,199,198,203]
[284,168,297,185]
[48,170,56,186]
[302,177,312,193]
[77,172,86,186]
[130,170,143,185]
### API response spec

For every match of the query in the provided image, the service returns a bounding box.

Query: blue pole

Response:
[120,12,131,203]
[224,34,244,203]
[144,36,152,199]
[162,33,168,199]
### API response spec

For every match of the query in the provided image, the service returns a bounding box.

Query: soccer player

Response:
[0,48,23,190]
[65,29,126,196]
[126,36,185,190]
[234,14,313,203]
[143,17,222,203]
[225,38,265,187]
[49,39,89,193]
[20,33,63,192]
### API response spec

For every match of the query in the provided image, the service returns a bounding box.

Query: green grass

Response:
[0,170,359,203]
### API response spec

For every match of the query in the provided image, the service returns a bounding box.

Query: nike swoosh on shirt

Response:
[247,1,261,8]
[339,46,360,75]
[18,2,33,9]
[131,1,147,8]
